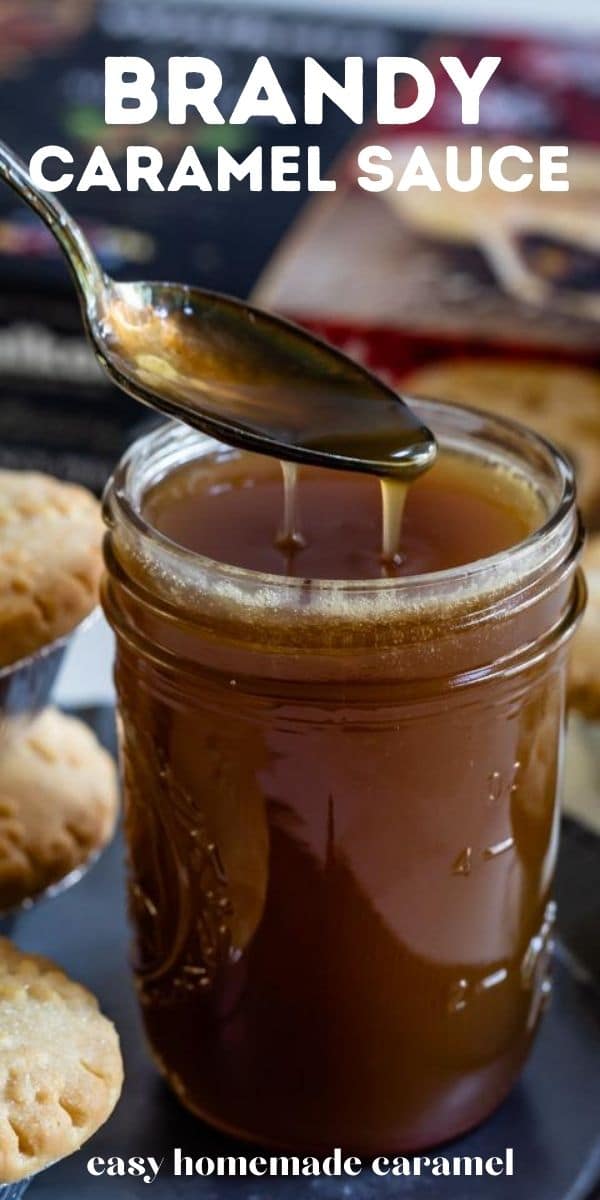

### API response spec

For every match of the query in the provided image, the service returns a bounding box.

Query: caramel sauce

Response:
[101,435,578,1152]
[144,447,541,579]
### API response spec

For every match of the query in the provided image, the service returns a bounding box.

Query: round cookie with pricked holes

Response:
[0,709,118,913]
[0,470,103,667]
[0,938,123,1183]
[563,715,600,835]
[569,535,600,720]
[404,359,600,529]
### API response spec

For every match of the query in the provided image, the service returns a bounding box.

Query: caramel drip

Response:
[380,479,408,569]
[275,461,306,569]
[275,468,408,575]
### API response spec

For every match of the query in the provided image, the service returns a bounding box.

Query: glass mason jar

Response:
[102,399,584,1154]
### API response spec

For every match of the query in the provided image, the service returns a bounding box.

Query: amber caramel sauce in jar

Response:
[102,399,584,1153]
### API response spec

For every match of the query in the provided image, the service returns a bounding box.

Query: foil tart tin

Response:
[0,1181,33,1199]
[0,637,68,723]
[0,609,99,723]
[0,848,103,940]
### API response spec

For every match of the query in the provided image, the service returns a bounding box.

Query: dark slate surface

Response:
[9,707,600,1200]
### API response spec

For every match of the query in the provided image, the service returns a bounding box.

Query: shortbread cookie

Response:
[563,714,600,834]
[0,938,123,1183]
[569,535,600,720]
[404,359,600,528]
[0,709,118,913]
[0,470,103,667]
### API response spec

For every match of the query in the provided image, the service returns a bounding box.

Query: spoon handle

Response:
[0,139,105,306]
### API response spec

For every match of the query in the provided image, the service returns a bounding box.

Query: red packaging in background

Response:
[255,32,600,528]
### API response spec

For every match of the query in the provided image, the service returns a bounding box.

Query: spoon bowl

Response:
[96,277,436,477]
[0,140,436,479]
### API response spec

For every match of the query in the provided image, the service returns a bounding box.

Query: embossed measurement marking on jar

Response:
[484,836,515,860]
[452,837,515,874]
[447,966,510,1015]
[452,847,473,876]
[486,760,521,805]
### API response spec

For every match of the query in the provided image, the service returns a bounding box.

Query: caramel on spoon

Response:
[0,139,436,482]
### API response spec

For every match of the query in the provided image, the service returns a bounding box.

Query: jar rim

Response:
[105,396,578,605]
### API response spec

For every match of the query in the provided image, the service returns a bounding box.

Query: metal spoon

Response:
[0,140,436,479]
